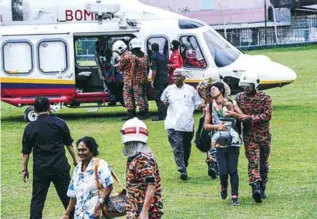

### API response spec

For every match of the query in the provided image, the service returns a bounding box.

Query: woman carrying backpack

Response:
[203,82,242,206]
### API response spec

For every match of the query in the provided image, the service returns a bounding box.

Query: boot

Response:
[220,187,228,200]
[138,109,150,120]
[260,182,267,199]
[251,182,263,203]
[121,110,136,121]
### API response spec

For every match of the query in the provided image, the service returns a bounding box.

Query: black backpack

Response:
[194,115,212,153]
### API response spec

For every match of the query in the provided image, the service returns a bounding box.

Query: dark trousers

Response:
[30,171,73,219]
[216,147,240,196]
[154,83,168,118]
[167,129,194,174]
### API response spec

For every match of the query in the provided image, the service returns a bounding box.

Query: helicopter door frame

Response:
[73,33,138,93]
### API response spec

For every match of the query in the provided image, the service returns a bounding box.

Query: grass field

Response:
[1,46,317,218]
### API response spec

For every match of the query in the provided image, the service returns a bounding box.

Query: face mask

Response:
[240,83,254,93]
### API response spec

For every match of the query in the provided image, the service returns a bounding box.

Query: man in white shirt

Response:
[161,68,202,180]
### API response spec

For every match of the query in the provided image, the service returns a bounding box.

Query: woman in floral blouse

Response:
[61,137,113,219]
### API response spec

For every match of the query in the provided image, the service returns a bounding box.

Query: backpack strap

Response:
[94,159,102,195]
[94,158,124,189]
[111,170,124,188]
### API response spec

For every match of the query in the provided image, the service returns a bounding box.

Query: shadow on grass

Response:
[1,111,160,123]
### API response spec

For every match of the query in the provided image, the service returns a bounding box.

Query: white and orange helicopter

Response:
[0,0,297,121]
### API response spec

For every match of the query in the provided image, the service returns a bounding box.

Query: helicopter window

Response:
[146,37,169,59]
[179,35,207,69]
[75,38,98,67]
[38,40,68,73]
[2,41,33,74]
[178,19,204,29]
[203,30,240,68]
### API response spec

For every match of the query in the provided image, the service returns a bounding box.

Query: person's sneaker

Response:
[151,116,165,121]
[220,188,228,200]
[180,173,188,181]
[232,197,240,206]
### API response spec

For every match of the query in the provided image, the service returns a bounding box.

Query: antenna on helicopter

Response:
[85,0,120,24]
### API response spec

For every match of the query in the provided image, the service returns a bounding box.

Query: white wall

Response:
[140,0,267,12]
[214,0,266,10]
[140,0,201,12]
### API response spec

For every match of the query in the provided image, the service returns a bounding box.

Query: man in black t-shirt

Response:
[150,43,169,121]
[21,96,77,219]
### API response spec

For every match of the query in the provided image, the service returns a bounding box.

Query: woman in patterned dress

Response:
[61,137,113,219]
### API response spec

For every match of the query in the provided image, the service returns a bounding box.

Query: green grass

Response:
[2,45,317,218]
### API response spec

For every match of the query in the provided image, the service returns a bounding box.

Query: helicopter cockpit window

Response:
[146,37,169,60]
[179,35,207,69]
[203,30,241,68]
[39,41,68,73]
[75,38,98,67]
[2,41,33,74]
[178,19,204,29]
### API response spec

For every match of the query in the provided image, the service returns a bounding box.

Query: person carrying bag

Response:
[94,159,126,217]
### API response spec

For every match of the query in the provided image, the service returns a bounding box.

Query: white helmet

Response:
[121,117,148,144]
[112,40,127,54]
[129,38,142,49]
[239,71,260,89]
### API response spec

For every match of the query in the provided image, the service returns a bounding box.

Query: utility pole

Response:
[264,0,267,45]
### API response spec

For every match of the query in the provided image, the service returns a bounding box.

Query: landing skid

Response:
[88,102,102,112]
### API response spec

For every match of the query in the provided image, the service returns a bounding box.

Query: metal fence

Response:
[216,12,317,49]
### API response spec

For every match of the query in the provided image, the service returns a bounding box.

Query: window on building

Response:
[39,41,68,73]
[179,35,207,68]
[200,0,214,10]
[2,41,33,74]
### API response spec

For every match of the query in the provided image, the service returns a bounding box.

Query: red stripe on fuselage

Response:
[1,88,75,97]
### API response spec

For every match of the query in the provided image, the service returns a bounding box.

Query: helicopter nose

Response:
[258,61,297,89]
[271,61,297,82]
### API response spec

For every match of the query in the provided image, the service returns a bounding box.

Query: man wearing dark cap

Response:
[150,43,169,121]
[21,96,77,219]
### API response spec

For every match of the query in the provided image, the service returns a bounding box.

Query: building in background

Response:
[141,0,317,47]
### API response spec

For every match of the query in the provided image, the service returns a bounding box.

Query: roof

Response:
[181,8,267,25]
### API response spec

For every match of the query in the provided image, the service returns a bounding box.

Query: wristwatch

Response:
[98,198,104,204]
